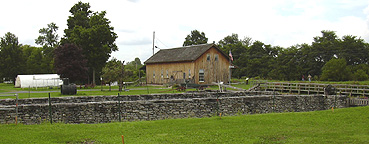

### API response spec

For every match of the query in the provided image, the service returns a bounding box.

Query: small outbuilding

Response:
[14,74,63,88]
[144,44,231,85]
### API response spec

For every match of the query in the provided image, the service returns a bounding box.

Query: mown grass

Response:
[258,80,369,85]
[1,106,368,143]
[0,83,223,99]
[2,80,369,99]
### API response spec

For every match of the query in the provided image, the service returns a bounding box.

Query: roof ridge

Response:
[161,43,213,50]
[144,43,217,64]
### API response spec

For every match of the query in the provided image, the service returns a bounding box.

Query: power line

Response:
[155,37,169,48]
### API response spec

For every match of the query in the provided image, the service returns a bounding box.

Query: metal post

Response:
[146,81,149,94]
[15,94,18,125]
[101,77,103,91]
[216,93,219,116]
[118,93,121,122]
[334,95,336,109]
[48,93,52,124]
[273,90,275,113]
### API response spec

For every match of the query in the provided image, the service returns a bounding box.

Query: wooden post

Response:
[317,85,319,94]
[298,84,300,95]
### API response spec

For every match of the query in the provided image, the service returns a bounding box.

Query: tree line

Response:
[1,1,368,84]
[183,30,369,81]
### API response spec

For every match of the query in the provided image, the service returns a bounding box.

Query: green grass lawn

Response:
[0,83,225,99]
[253,79,369,85]
[2,80,369,99]
[0,106,368,143]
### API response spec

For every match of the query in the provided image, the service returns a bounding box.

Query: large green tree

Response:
[0,32,24,82]
[64,1,91,38]
[183,30,208,46]
[62,2,118,84]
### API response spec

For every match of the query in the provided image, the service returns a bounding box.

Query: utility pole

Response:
[152,31,155,55]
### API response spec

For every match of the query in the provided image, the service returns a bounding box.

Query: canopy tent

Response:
[14,74,63,88]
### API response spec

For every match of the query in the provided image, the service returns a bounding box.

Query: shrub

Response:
[320,58,350,81]
[352,69,369,81]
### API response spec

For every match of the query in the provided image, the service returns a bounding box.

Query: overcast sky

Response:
[1,0,369,63]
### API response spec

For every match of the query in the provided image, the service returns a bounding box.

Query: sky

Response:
[1,0,369,63]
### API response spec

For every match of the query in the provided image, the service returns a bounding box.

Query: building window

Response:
[214,54,219,61]
[161,70,163,78]
[206,54,210,61]
[199,69,205,82]
[189,69,191,78]
[166,70,169,78]
[153,71,155,78]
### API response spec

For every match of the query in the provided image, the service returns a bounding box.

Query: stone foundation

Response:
[0,91,348,124]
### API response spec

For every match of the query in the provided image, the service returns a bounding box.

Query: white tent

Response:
[14,74,63,88]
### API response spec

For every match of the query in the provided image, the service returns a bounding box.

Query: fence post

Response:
[216,92,219,116]
[334,94,337,108]
[48,93,52,124]
[118,93,121,122]
[298,84,300,95]
[15,94,18,125]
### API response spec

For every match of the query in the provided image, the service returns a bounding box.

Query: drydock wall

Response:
[0,92,348,124]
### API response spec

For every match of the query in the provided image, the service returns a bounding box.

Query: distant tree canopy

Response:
[2,23,369,83]
[0,32,59,83]
[0,32,23,82]
[102,57,144,88]
[35,22,59,49]
[183,30,208,46]
[102,58,124,87]
[125,57,144,82]
[35,22,59,73]
[216,30,369,81]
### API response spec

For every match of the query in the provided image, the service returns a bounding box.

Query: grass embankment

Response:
[1,106,368,143]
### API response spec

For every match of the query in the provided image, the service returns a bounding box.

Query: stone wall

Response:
[0,92,348,124]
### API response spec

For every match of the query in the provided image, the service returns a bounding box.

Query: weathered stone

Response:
[0,92,348,124]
